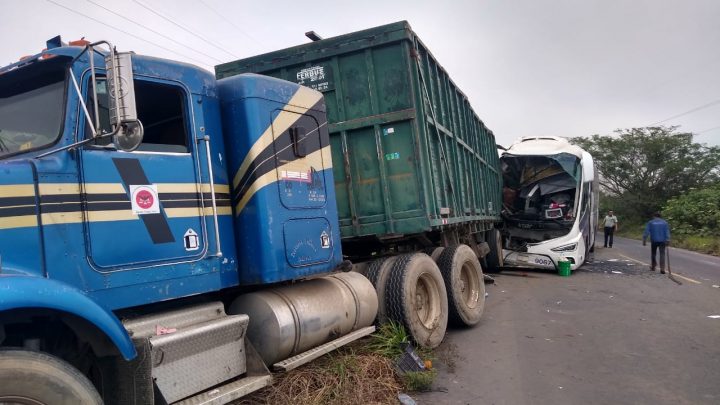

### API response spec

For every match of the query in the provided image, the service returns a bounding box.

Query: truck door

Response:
[274,110,328,210]
[79,76,207,270]
[272,109,334,267]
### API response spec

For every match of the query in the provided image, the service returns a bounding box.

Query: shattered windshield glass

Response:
[502,153,581,245]
[0,59,67,158]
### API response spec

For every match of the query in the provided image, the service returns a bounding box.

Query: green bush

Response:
[663,185,720,237]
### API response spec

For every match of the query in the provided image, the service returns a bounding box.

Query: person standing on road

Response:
[642,212,671,274]
[602,210,619,248]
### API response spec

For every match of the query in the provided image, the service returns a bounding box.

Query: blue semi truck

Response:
[0,38,379,404]
[0,28,500,404]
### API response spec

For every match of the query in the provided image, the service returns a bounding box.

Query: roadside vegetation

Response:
[572,127,720,256]
[237,321,435,404]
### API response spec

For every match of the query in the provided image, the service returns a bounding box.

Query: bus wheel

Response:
[366,256,399,324]
[438,245,485,327]
[485,229,504,273]
[0,349,102,405]
[385,253,448,348]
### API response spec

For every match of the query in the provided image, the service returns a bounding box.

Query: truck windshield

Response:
[0,58,67,158]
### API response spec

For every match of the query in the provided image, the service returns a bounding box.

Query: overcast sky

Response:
[2,0,719,147]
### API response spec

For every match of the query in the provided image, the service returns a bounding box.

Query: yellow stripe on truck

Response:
[232,86,323,190]
[234,145,332,215]
[0,184,35,197]
[0,215,38,230]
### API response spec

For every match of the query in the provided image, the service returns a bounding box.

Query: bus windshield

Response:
[501,153,581,248]
[0,58,67,158]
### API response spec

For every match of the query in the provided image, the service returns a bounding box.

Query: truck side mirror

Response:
[105,51,143,151]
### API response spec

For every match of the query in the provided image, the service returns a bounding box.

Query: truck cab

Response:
[0,38,374,405]
[0,39,238,304]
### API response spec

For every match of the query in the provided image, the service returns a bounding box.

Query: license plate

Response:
[534,257,553,267]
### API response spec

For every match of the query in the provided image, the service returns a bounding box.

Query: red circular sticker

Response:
[135,189,155,209]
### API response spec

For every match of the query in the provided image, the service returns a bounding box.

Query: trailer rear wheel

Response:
[0,349,102,405]
[438,244,485,326]
[385,253,448,348]
[366,256,399,324]
[485,229,504,273]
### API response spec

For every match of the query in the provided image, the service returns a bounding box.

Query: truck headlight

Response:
[551,243,577,252]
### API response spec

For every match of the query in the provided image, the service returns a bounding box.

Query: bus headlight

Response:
[551,243,577,252]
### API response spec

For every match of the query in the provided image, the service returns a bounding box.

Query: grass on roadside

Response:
[402,369,437,391]
[615,223,720,256]
[236,321,437,404]
[668,235,720,256]
[236,343,401,405]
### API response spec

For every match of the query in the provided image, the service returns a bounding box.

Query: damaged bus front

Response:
[500,137,598,271]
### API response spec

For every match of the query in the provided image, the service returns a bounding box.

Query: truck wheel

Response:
[485,228,504,273]
[385,253,448,348]
[366,256,398,324]
[437,244,485,327]
[0,349,102,405]
[424,247,445,262]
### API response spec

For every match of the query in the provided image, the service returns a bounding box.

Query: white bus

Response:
[500,136,598,271]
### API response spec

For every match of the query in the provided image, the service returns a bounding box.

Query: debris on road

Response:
[712,285,719,288]
[398,393,417,405]
[708,315,720,319]
[396,343,426,374]
[612,271,623,274]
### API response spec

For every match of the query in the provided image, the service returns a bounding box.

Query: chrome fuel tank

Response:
[229,272,377,365]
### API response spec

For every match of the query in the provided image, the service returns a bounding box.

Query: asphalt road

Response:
[415,242,720,405]
[610,236,720,287]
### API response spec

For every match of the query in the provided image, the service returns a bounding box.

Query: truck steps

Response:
[173,375,273,405]
[273,325,376,372]
[123,302,255,404]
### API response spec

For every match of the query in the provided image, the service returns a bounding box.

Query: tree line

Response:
[571,127,720,240]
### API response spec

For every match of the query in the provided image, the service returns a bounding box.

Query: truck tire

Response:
[0,349,102,405]
[366,256,398,324]
[424,247,445,262]
[437,244,485,327]
[485,228,504,273]
[384,253,448,348]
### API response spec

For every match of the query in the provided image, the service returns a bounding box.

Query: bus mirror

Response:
[105,51,143,151]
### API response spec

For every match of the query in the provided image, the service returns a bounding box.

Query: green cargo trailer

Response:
[217,21,502,246]
[217,21,504,347]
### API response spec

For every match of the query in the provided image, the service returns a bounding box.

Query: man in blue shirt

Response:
[642,212,671,274]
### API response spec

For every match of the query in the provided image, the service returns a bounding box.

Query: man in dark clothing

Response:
[642,212,671,274]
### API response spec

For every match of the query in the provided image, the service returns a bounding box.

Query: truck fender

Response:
[0,276,136,360]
